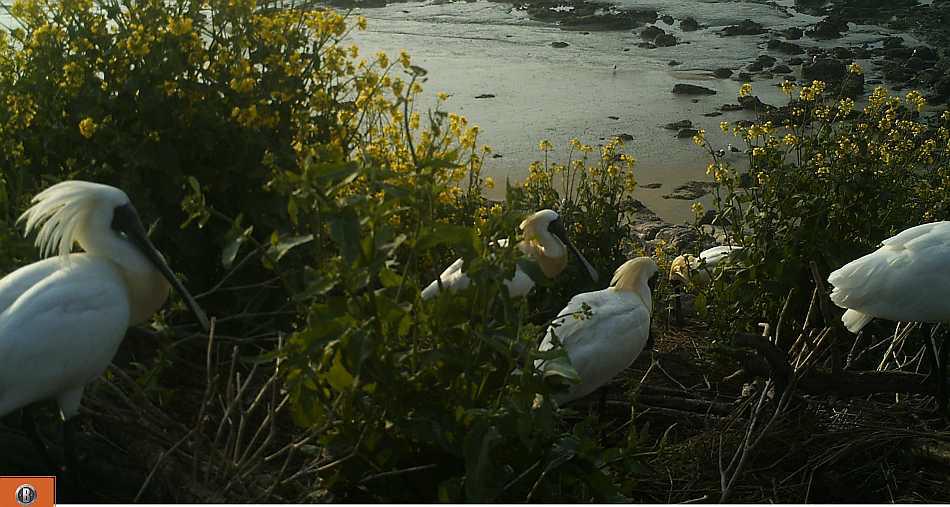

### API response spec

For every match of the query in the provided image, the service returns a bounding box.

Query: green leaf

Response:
[539,353,581,384]
[222,225,253,269]
[326,351,355,391]
[463,421,503,502]
[268,234,314,262]
[330,208,362,263]
[417,223,478,253]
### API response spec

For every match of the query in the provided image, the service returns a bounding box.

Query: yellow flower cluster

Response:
[78,117,96,138]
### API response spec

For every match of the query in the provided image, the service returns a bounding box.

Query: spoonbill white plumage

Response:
[537,257,658,404]
[828,221,950,409]
[0,180,209,470]
[669,245,743,287]
[421,209,598,299]
[669,245,742,323]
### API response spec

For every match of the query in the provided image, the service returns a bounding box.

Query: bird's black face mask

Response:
[547,218,599,282]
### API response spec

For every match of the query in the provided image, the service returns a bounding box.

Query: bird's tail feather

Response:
[841,309,873,334]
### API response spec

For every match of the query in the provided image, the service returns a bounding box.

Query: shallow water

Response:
[349,0,920,223]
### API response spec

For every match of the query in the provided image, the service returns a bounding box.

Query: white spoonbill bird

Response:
[537,257,658,404]
[669,245,743,287]
[669,245,742,323]
[421,209,598,299]
[0,180,209,471]
[828,221,950,409]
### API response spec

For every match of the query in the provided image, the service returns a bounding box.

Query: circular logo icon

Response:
[15,484,37,506]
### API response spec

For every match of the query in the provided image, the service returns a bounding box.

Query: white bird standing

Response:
[0,180,209,472]
[421,209,598,299]
[537,257,658,404]
[828,221,950,410]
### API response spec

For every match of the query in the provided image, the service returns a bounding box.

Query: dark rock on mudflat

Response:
[617,133,634,141]
[474,93,496,99]
[721,103,744,112]
[703,111,723,117]
[638,42,656,49]
[739,95,774,113]
[641,182,662,189]
[550,41,569,48]
[654,225,703,250]
[756,55,777,66]
[882,36,904,49]
[721,19,766,36]
[768,39,805,54]
[803,58,846,82]
[641,25,666,40]
[841,73,865,97]
[655,33,677,47]
[747,61,764,72]
[772,64,792,74]
[737,72,754,81]
[672,83,717,95]
[714,68,733,78]
[788,56,805,66]
[913,46,938,61]
[832,47,853,60]
[608,115,620,120]
[783,27,804,40]
[660,14,674,25]
[664,119,693,130]
[668,60,682,66]
[807,16,849,39]
[663,180,717,199]
[676,128,700,138]
[680,16,699,31]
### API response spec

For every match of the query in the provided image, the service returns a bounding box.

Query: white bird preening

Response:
[421,209,599,299]
[669,245,743,287]
[828,221,950,410]
[537,257,658,404]
[0,180,209,472]
[669,245,742,323]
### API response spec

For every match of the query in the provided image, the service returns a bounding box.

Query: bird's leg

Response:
[939,326,950,416]
[597,386,608,415]
[21,407,59,473]
[927,325,948,414]
[63,417,80,474]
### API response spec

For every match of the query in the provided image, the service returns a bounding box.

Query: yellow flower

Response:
[738,83,752,98]
[78,117,97,139]
[357,16,368,30]
[375,51,389,68]
[720,121,729,134]
[848,63,863,75]
[752,147,764,158]
[437,91,449,101]
[692,128,706,146]
[690,202,705,217]
[398,50,411,68]
[484,176,495,189]
[538,139,553,151]
[780,80,795,96]
[905,90,926,113]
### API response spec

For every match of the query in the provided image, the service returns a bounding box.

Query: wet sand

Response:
[349,0,919,223]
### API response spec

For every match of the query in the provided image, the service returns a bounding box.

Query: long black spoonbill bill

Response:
[537,257,658,404]
[421,209,598,299]
[0,180,209,472]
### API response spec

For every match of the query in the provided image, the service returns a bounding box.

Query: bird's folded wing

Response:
[0,259,130,417]
[881,221,950,249]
